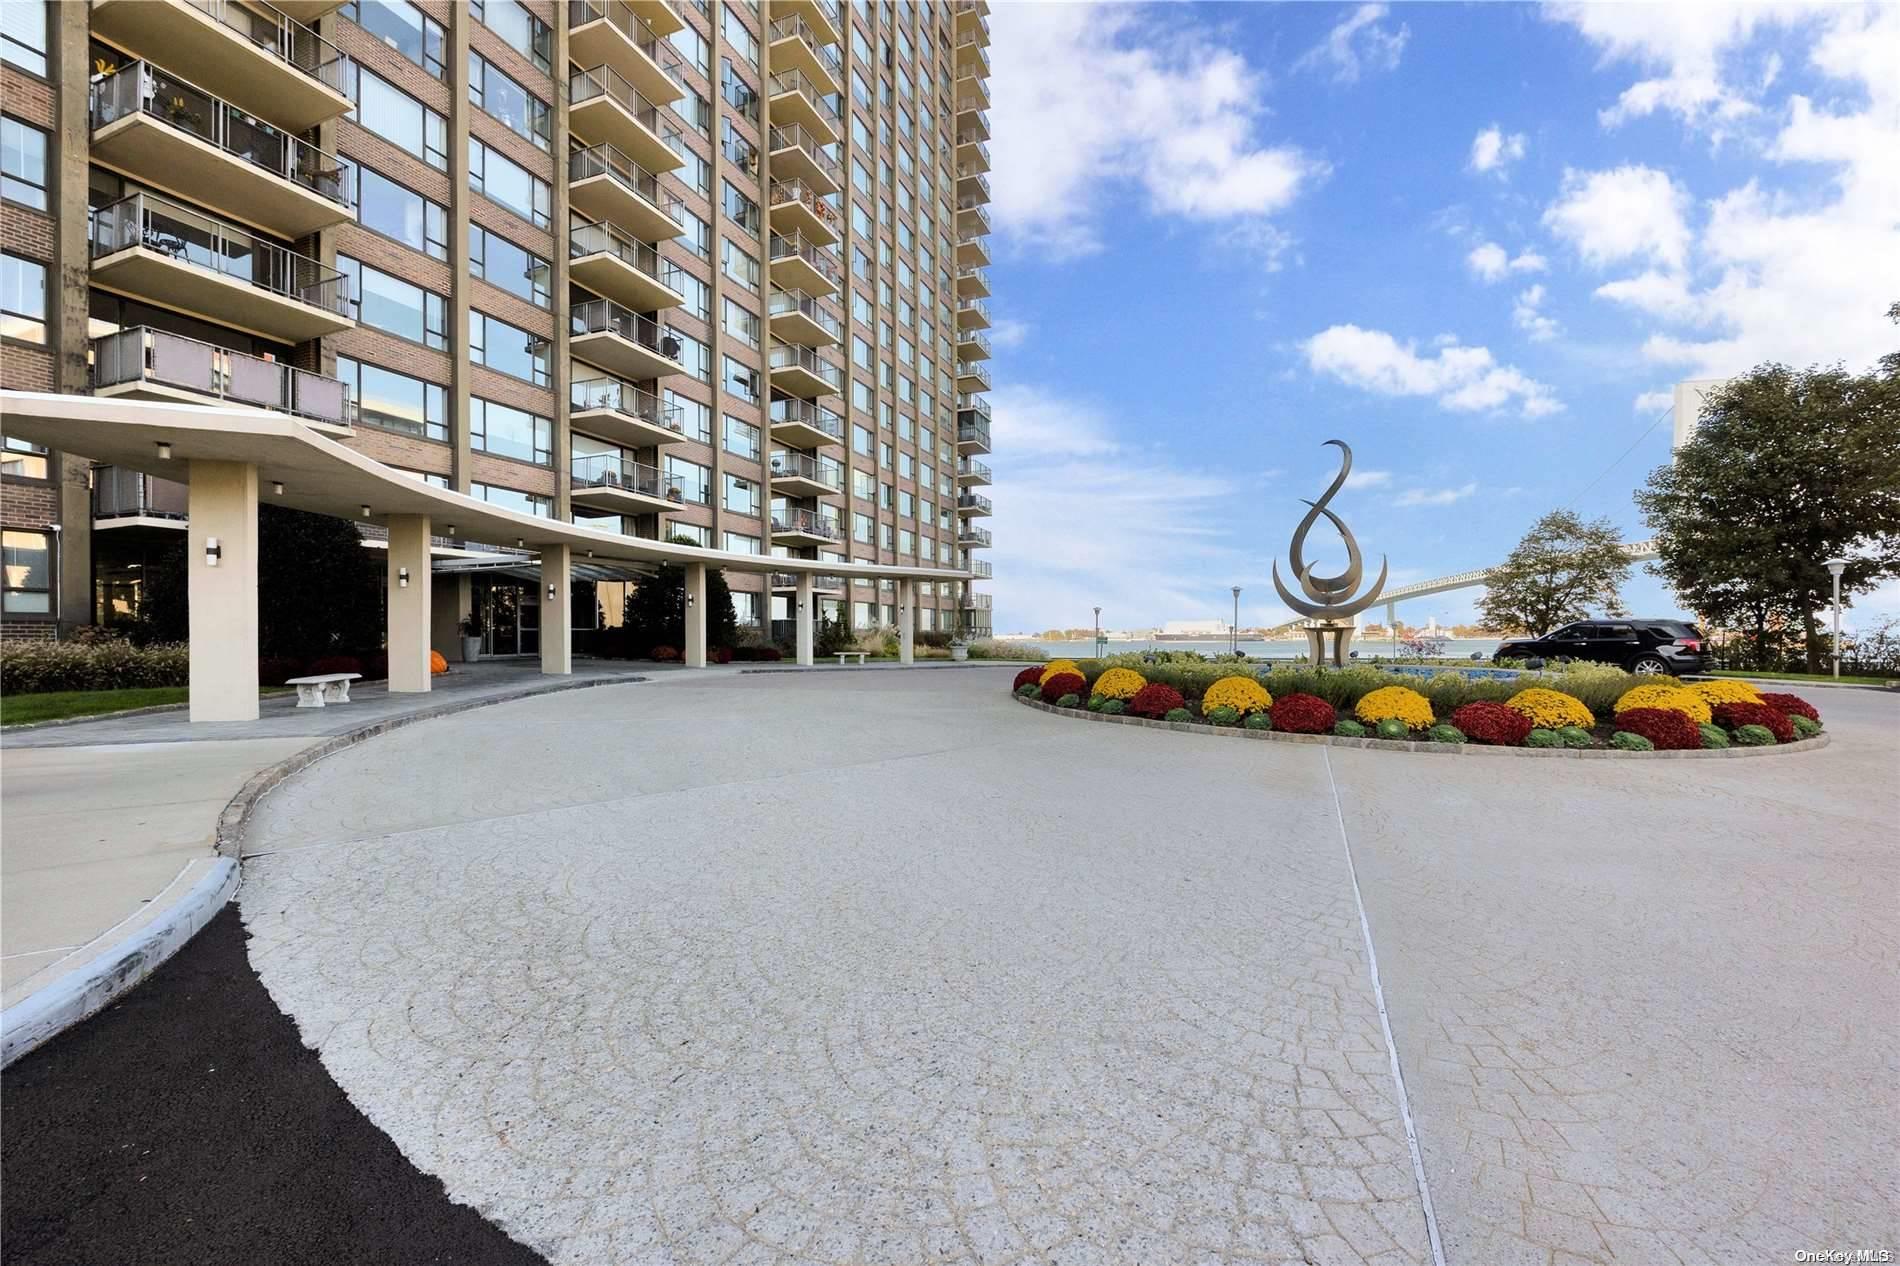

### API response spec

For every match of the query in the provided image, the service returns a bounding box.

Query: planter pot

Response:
[950,645,969,661]
[461,635,483,663]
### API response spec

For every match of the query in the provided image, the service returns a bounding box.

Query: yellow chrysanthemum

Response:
[1090,666,1147,700]
[1614,683,1712,724]
[1354,685,1435,730]
[1505,687,1595,730]
[1202,675,1272,716]
[1687,678,1762,708]
[1038,659,1081,686]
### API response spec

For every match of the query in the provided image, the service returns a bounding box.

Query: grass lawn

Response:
[1710,668,1896,686]
[1,686,294,726]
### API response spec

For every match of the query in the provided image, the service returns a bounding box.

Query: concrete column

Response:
[795,571,815,666]
[898,578,915,665]
[186,461,258,723]
[386,515,432,692]
[540,544,572,675]
[684,562,707,667]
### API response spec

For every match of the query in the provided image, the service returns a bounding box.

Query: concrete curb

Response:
[1699,676,1899,693]
[1013,693,1832,759]
[2,700,194,733]
[1,857,237,1068]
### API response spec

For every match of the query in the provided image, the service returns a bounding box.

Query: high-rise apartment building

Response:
[0,0,993,648]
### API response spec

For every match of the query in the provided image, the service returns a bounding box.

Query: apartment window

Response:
[723,473,759,516]
[352,69,447,169]
[0,252,45,343]
[851,470,873,499]
[673,268,710,321]
[851,246,871,280]
[665,453,711,503]
[683,88,713,137]
[469,225,551,307]
[473,482,552,517]
[2,529,51,613]
[851,70,871,110]
[851,335,871,369]
[356,167,447,259]
[880,523,894,549]
[899,451,915,479]
[852,424,872,456]
[470,398,552,465]
[671,141,712,196]
[720,119,756,176]
[722,298,759,349]
[1,117,46,210]
[721,5,756,64]
[670,521,711,547]
[469,311,549,385]
[723,414,760,460]
[721,238,759,293]
[721,58,757,123]
[721,180,759,234]
[338,356,448,441]
[674,329,711,382]
[344,1,444,77]
[898,529,915,555]
[470,0,551,74]
[723,354,760,402]
[468,138,551,227]
[898,413,914,442]
[1,0,45,75]
[670,24,710,76]
[723,529,761,554]
[666,389,713,443]
[3,437,47,479]
[470,51,551,150]
[852,380,873,411]
[852,512,874,544]
[673,205,712,259]
[851,291,873,325]
[898,490,914,518]
[878,480,893,508]
[879,441,892,470]
[338,255,445,348]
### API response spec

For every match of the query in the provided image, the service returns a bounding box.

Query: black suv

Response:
[1493,619,1710,675]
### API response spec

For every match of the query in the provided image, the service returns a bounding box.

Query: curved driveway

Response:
[239,669,1898,1265]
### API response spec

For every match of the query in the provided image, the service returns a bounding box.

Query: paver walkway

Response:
[235,671,1898,1264]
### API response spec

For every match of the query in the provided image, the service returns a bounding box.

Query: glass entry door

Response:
[479,580,540,655]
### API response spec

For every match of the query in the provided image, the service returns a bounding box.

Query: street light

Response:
[1231,586,1241,658]
[1093,605,1102,659]
[1824,557,1848,678]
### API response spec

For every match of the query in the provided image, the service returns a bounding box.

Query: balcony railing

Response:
[957,457,991,481]
[568,143,682,218]
[571,297,681,360]
[961,591,993,609]
[568,0,685,84]
[768,449,843,489]
[769,178,841,233]
[956,40,992,78]
[770,571,845,590]
[968,558,993,578]
[569,220,682,290]
[956,134,990,164]
[172,0,352,94]
[769,396,844,439]
[958,492,993,514]
[92,466,189,521]
[768,231,842,287]
[92,326,349,424]
[571,451,681,500]
[571,376,683,436]
[957,525,993,547]
[767,288,841,340]
[767,341,843,391]
[768,124,841,182]
[957,297,991,322]
[768,70,841,127]
[957,167,991,200]
[768,15,843,77]
[959,363,994,392]
[90,192,352,315]
[570,64,683,142]
[90,61,350,205]
[957,330,993,357]
[957,418,991,449]
[957,394,992,421]
[771,507,843,540]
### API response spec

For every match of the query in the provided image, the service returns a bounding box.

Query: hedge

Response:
[2,641,191,695]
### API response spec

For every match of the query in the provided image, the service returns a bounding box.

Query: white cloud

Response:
[1296,3,1410,83]
[985,384,1120,460]
[1594,269,1699,322]
[1512,285,1561,342]
[1395,482,1480,507]
[1633,389,1674,413]
[1344,469,1392,489]
[1468,125,1526,174]
[990,4,1320,258]
[1302,324,1562,417]
[988,318,1032,350]
[1467,241,1548,282]
[1542,165,1692,270]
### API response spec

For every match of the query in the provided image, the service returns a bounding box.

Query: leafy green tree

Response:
[1636,355,1900,668]
[1477,509,1632,635]
[257,505,382,659]
[621,537,736,652]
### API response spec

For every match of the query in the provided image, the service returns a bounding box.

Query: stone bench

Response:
[284,672,362,708]
[834,652,868,665]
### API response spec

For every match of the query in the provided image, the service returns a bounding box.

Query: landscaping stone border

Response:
[1015,693,1831,759]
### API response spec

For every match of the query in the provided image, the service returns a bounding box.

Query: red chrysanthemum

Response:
[1713,700,1794,743]
[1013,666,1045,691]
[1271,692,1336,734]
[1612,706,1702,751]
[1040,671,1086,703]
[1127,682,1185,719]
[1756,692,1820,723]
[1448,701,1535,746]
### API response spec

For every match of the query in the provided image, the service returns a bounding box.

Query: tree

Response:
[1635,357,1900,669]
[257,505,382,659]
[620,537,737,652]
[1477,509,1632,635]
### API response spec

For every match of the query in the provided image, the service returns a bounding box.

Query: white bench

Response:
[284,672,362,708]
[834,652,868,665]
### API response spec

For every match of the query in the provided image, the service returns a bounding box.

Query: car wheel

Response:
[1630,655,1668,674]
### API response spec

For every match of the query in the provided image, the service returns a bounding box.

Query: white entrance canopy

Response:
[2,391,968,717]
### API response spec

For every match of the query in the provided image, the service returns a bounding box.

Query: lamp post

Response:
[1824,557,1847,678]
[1231,586,1241,657]
[1093,606,1102,659]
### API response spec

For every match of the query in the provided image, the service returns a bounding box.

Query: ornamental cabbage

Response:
[1610,731,1655,751]
[1243,712,1273,731]
[1333,719,1367,738]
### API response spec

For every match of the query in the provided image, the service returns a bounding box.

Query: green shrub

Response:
[1790,715,1821,740]
[1544,662,1658,719]
[1375,717,1408,740]
[1610,731,1655,751]
[1,639,191,695]
[966,639,1045,662]
[1242,712,1272,731]
[1206,704,1241,726]
[1100,698,1125,715]
[1086,694,1105,711]
[1016,683,1040,699]
[1525,728,1563,748]
[1056,693,1080,708]
[1733,723,1776,746]
[1333,718,1367,738]
[1164,707,1193,723]
[1429,724,1467,744]
[1698,723,1730,749]
[1556,725,1594,749]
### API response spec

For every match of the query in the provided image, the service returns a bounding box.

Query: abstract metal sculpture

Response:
[1272,440,1389,666]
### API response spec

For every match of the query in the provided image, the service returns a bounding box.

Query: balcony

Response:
[569,144,684,243]
[767,15,843,96]
[768,396,843,449]
[767,70,841,144]
[92,466,189,529]
[766,0,840,48]
[770,571,845,593]
[956,297,991,330]
[955,97,989,142]
[956,133,991,173]
[570,297,686,381]
[570,376,685,449]
[956,329,992,361]
[956,36,991,76]
[957,197,991,238]
[767,449,843,498]
[961,591,993,610]
[570,65,684,177]
[956,68,990,110]
[957,524,993,548]
[767,340,841,400]
[770,506,843,546]
[767,288,841,347]
[957,492,993,517]
[570,220,684,313]
[568,0,685,106]
[769,231,841,296]
[956,232,990,269]
[957,165,991,205]
[956,457,991,485]
[968,558,993,579]
[89,61,352,237]
[956,266,990,300]
[91,193,353,342]
[92,327,350,431]
[90,0,352,132]
[953,0,990,38]
[957,415,992,455]
[767,124,841,197]
[269,0,346,19]
[956,362,993,395]
[767,181,840,250]
[570,452,683,515]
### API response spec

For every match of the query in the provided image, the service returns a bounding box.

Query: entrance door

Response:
[479,580,541,655]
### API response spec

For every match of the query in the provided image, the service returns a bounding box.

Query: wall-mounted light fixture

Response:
[156,441,172,460]
[516,538,525,549]
[204,537,222,567]
[273,481,285,496]
[546,582,557,601]
[398,566,411,589]
[360,504,371,519]
[445,524,455,537]
[686,591,695,607]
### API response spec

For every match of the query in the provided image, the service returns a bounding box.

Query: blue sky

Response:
[978,1,1899,634]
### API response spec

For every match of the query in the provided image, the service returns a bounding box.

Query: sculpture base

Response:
[1303,622,1356,668]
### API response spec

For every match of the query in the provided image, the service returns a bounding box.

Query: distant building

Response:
[1672,378,1732,451]
[1161,619,1230,636]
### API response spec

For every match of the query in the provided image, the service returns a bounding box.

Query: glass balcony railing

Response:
[768,449,843,489]
[89,61,350,205]
[767,70,841,127]
[571,451,680,500]
[174,0,352,94]
[956,134,990,164]
[92,466,188,521]
[769,231,842,287]
[767,288,842,340]
[957,417,992,449]
[570,376,683,435]
[768,15,843,76]
[771,507,843,540]
[767,341,843,391]
[958,363,994,392]
[90,191,352,315]
[956,40,992,78]
[957,166,991,199]
[92,326,349,424]
[571,297,681,360]
[569,220,682,290]
[958,492,993,514]
[961,591,994,609]
[768,124,841,183]
[570,63,683,143]
[957,330,992,357]
[957,457,991,481]
[568,0,685,87]
[957,297,991,322]
[968,558,993,579]
[770,571,845,590]
[957,525,993,547]
[957,394,992,421]
[769,396,844,439]
[568,143,682,219]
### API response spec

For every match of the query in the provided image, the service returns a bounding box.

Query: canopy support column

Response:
[540,544,571,675]
[186,461,258,722]
[684,563,707,667]
[898,578,915,665]
[796,572,815,666]
[386,514,432,692]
